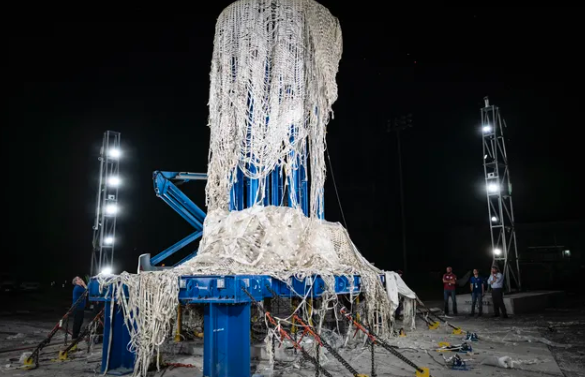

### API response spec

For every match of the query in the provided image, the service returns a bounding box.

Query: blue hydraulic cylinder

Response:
[247,163,259,208]
[230,167,245,211]
[300,143,309,216]
[153,172,206,229]
[203,303,251,377]
[150,231,202,266]
[101,302,135,375]
[270,165,282,206]
[287,126,302,209]
[245,94,259,209]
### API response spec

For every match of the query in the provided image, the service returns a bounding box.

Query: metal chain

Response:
[241,288,334,377]
[340,308,429,375]
[315,342,320,377]
[317,331,360,376]
[370,341,377,377]
[267,284,365,377]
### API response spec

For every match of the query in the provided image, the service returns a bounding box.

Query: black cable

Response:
[325,148,348,230]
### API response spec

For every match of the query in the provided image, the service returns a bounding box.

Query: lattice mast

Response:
[481,97,521,292]
[90,130,121,276]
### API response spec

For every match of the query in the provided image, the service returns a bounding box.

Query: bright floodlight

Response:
[109,148,121,158]
[487,183,500,193]
[104,236,114,245]
[493,248,502,256]
[108,176,120,186]
[482,125,492,133]
[101,266,113,275]
[105,204,118,215]
[491,216,498,222]
[564,250,571,256]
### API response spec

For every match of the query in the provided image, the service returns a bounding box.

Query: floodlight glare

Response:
[105,204,118,215]
[491,216,498,222]
[109,149,121,158]
[101,266,113,275]
[564,250,571,256]
[104,236,114,245]
[482,125,492,133]
[493,248,502,256]
[487,183,500,193]
[108,176,120,186]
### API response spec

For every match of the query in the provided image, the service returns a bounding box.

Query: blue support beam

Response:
[101,302,135,375]
[230,167,245,211]
[88,271,386,377]
[150,231,203,266]
[153,171,206,229]
[151,171,207,266]
[204,304,251,377]
[270,165,282,206]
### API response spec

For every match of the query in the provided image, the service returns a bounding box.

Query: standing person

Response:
[442,266,458,316]
[469,269,485,317]
[487,266,508,318]
[71,276,87,340]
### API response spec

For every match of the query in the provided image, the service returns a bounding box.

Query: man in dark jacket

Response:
[71,276,87,340]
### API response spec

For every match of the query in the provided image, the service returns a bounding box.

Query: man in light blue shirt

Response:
[487,266,508,318]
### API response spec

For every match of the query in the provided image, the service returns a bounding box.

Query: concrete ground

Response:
[1,291,583,377]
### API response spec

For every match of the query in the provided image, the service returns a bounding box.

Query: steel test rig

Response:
[88,140,392,377]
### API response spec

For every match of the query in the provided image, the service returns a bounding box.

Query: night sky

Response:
[8,6,583,282]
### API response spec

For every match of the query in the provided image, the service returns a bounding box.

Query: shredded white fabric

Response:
[96,1,401,376]
[206,0,342,217]
[385,271,417,330]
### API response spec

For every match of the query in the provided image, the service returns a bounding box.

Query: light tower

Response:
[90,130,121,276]
[481,97,521,292]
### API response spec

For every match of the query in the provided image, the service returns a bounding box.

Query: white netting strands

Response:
[178,205,393,340]
[206,0,342,217]
[97,2,396,375]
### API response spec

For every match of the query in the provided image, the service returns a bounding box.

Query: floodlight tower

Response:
[481,97,521,292]
[90,130,121,276]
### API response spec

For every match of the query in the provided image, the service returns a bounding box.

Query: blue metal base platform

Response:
[89,274,384,376]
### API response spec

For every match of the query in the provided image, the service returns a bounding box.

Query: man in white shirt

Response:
[487,266,508,318]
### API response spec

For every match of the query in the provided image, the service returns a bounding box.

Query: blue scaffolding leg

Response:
[203,303,251,377]
[101,302,135,375]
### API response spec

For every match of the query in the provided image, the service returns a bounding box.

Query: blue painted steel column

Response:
[287,126,301,208]
[246,93,259,209]
[247,164,259,208]
[230,167,245,211]
[203,303,251,377]
[317,188,325,219]
[300,141,309,216]
[271,165,282,206]
[101,302,135,375]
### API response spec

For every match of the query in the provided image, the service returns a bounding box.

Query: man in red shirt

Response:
[442,266,458,315]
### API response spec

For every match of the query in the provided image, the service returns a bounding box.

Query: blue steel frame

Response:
[91,98,336,375]
[89,273,384,376]
[150,171,207,266]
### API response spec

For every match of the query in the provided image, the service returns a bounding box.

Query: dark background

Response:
[7,6,584,291]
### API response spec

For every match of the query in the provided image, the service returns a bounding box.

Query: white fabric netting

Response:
[97,1,397,375]
[206,0,342,217]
